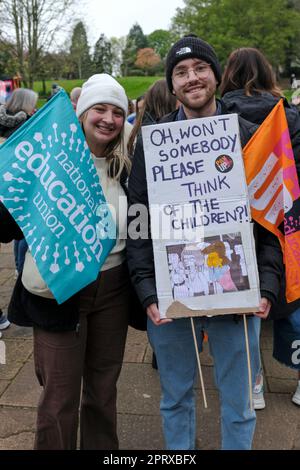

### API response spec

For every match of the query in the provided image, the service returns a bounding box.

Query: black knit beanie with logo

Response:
[166,34,222,92]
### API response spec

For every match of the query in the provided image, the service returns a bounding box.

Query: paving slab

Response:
[3,324,33,339]
[0,380,10,396]
[123,328,148,363]
[0,243,14,254]
[0,408,36,439]
[123,341,148,364]
[0,361,25,381]
[253,393,300,450]
[196,390,221,450]
[0,253,15,268]
[144,343,154,364]
[4,339,33,364]
[262,349,298,380]
[118,414,164,450]
[260,320,273,337]
[0,431,35,450]
[0,285,15,307]
[268,377,298,394]
[0,269,14,285]
[117,363,161,416]
[293,424,300,450]
[0,359,40,407]
[260,334,273,350]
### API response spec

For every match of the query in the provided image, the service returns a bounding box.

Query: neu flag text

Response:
[0,90,116,304]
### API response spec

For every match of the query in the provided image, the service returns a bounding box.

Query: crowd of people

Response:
[0,34,300,450]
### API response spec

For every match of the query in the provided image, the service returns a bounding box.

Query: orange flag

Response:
[243,99,300,302]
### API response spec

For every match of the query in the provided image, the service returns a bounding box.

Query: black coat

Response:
[0,171,147,332]
[222,90,300,179]
[222,90,300,319]
[127,101,283,315]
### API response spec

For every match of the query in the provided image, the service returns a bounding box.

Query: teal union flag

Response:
[0,90,116,304]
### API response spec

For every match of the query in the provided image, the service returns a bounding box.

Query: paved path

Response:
[0,242,299,450]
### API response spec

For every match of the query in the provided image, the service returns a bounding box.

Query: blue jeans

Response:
[148,315,261,450]
[14,239,28,273]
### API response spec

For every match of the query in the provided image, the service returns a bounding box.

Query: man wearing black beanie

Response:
[127,35,281,450]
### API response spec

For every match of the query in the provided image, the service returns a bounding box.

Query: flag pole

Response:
[190,317,208,409]
[243,314,253,411]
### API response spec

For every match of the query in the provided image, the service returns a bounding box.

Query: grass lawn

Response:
[33,77,294,109]
[33,76,162,104]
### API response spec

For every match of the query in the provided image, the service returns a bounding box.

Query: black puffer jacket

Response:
[222,90,300,180]
[127,101,283,314]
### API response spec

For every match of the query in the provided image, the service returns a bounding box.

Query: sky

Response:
[83,0,185,44]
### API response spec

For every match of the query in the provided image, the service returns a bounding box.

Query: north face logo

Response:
[176,47,192,56]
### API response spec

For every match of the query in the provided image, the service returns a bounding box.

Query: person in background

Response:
[0,88,38,278]
[0,74,139,449]
[136,94,145,117]
[291,73,299,91]
[221,46,300,408]
[127,79,177,369]
[4,83,12,103]
[0,88,37,139]
[127,98,136,124]
[70,87,82,110]
[47,83,62,101]
[291,90,300,113]
[127,34,282,450]
[127,94,145,125]
[127,79,177,158]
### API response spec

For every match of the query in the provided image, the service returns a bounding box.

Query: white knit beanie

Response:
[76,74,128,118]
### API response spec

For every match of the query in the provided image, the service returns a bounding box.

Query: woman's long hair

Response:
[80,110,131,180]
[127,79,177,157]
[6,88,38,114]
[220,47,282,98]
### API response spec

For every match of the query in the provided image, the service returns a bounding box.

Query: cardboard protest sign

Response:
[244,99,300,302]
[0,90,115,304]
[142,114,260,318]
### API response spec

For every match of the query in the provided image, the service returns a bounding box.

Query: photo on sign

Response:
[166,232,250,301]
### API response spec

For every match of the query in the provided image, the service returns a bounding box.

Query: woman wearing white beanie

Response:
[29,74,138,450]
[0,73,146,449]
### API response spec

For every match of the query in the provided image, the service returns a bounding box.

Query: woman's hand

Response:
[254,297,271,319]
[146,303,173,326]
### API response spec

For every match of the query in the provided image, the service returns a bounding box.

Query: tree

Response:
[0,40,18,76]
[70,21,92,79]
[93,34,113,74]
[285,0,300,73]
[110,36,126,76]
[127,23,148,50]
[171,0,300,72]
[135,48,161,75]
[37,50,72,96]
[0,0,76,88]
[147,29,173,61]
[121,23,148,76]
[121,37,137,76]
